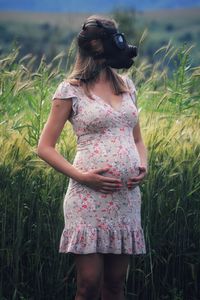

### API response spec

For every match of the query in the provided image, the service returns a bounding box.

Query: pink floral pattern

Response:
[52,76,146,254]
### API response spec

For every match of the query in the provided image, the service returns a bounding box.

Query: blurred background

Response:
[0,0,200,69]
[1,2,200,300]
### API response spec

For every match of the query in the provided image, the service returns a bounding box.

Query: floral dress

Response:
[52,76,146,254]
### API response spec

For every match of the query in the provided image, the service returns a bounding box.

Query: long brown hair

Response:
[67,15,129,97]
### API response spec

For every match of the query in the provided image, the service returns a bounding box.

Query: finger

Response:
[99,189,110,194]
[99,188,115,194]
[127,181,140,187]
[99,176,122,183]
[130,174,146,182]
[94,167,110,174]
[103,182,123,188]
[101,185,122,191]
[128,187,137,191]
[127,184,138,189]
[100,182,123,191]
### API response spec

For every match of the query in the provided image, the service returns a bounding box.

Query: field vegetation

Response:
[0,37,200,299]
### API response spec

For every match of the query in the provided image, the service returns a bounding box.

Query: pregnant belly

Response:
[73,144,141,183]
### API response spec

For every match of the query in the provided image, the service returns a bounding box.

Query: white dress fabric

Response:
[52,76,146,254]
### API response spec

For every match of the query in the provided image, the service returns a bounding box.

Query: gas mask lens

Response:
[113,33,126,50]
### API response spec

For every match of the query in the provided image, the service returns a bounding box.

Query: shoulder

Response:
[51,80,81,117]
[120,75,137,105]
[59,79,80,92]
[121,75,137,94]
[52,80,80,101]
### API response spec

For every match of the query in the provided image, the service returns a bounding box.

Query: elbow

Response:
[36,143,55,159]
[36,143,47,159]
[36,144,43,158]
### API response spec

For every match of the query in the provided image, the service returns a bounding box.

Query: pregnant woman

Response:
[37,15,148,300]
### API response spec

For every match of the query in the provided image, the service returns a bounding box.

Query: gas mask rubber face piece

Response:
[78,20,138,69]
[100,28,137,69]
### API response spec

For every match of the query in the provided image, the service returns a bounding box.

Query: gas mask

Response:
[78,19,137,69]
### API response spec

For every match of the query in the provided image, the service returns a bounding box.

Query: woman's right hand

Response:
[79,167,123,193]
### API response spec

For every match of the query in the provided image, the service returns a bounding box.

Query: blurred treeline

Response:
[0,8,200,70]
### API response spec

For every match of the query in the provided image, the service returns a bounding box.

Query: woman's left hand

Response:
[127,166,148,189]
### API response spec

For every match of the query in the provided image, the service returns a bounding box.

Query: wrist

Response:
[73,170,86,184]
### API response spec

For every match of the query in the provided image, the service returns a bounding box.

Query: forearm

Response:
[135,141,148,171]
[37,146,83,182]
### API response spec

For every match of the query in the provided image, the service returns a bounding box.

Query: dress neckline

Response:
[91,92,126,113]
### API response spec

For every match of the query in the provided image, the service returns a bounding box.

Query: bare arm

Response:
[37,98,122,192]
[37,98,84,182]
[133,94,148,172]
[133,120,148,172]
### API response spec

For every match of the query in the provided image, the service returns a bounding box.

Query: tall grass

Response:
[0,45,200,299]
[126,114,200,300]
[128,42,200,115]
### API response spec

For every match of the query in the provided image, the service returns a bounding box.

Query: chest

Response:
[70,92,138,135]
[91,91,124,111]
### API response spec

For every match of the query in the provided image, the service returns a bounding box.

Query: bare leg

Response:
[74,253,104,300]
[101,254,130,300]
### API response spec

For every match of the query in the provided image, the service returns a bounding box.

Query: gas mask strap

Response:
[82,20,103,30]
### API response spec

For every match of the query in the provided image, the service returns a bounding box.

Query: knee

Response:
[77,276,101,299]
[103,278,125,295]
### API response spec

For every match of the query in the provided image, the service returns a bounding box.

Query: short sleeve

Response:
[125,77,137,104]
[51,81,78,117]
